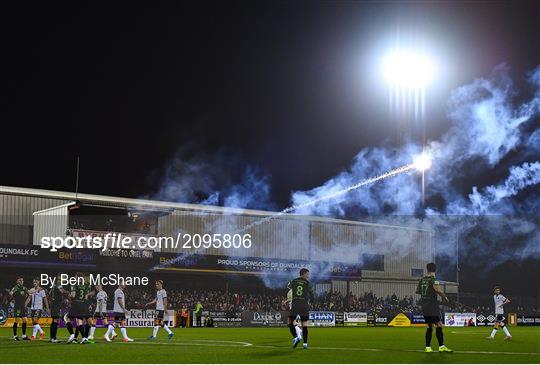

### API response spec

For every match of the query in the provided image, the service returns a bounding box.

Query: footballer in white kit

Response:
[145,280,174,340]
[104,284,133,342]
[26,278,49,340]
[487,286,512,340]
[88,285,117,341]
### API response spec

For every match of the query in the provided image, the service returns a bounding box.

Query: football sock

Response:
[33,324,39,337]
[66,322,74,335]
[37,324,44,334]
[13,322,17,336]
[50,321,58,339]
[502,325,511,336]
[105,324,114,338]
[288,323,296,338]
[490,328,498,338]
[302,326,308,343]
[22,322,27,336]
[162,324,173,335]
[295,325,303,339]
[84,323,90,338]
[425,326,433,347]
[77,325,84,338]
[89,325,96,338]
[436,327,444,346]
[120,326,128,339]
[153,326,159,337]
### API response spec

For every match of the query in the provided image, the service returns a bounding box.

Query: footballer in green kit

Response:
[287,268,314,350]
[416,262,453,353]
[9,277,30,341]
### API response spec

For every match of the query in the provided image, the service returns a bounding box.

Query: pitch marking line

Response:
[121,339,540,356]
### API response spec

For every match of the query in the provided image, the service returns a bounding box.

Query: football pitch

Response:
[1,326,539,363]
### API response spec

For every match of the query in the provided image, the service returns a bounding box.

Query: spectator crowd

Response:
[1,280,539,317]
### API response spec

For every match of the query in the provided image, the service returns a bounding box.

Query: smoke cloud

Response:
[151,65,540,285]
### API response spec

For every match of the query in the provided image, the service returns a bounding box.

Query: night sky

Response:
[3,1,540,297]
[3,1,539,206]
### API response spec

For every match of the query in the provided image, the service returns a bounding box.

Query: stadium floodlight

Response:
[382,51,434,88]
[413,152,432,172]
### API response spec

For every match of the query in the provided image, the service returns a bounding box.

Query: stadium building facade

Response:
[0,185,457,299]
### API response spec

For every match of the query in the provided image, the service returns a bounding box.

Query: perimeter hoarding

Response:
[202,310,242,327]
[444,312,477,327]
[343,312,368,326]
[126,309,176,327]
[154,252,382,278]
[241,311,288,327]
[308,311,336,327]
[0,244,96,270]
[0,243,379,279]
[475,313,498,326]
[516,316,540,326]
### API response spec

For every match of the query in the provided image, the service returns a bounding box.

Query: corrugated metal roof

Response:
[0,185,432,232]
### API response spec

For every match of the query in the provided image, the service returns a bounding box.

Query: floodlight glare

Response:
[413,153,432,172]
[382,51,434,87]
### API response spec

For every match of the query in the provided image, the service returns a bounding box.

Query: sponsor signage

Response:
[241,311,289,327]
[155,253,383,278]
[0,307,7,325]
[476,313,497,326]
[375,316,388,326]
[335,312,344,326]
[309,311,336,327]
[517,316,540,326]
[0,244,96,269]
[202,311,242,327]
[388,313,411,327]
[1,317,52,328]
[126,309,176,327]
[97,247,154,271]
[410,314,426,326]
[344,312,367,326]
[444,313,477,327]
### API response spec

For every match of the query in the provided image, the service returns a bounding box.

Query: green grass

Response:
[1,326,539,363]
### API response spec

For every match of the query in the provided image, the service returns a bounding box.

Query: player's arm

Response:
[501,295,510,306]
[8,286,16,296]
[415,280,422,294]
[145,298,156,307]
[24,295,30,307]
[433,282,448,302]
[118,295,127,314]
[308,282,315,303]
[285,289,292,304]
[69,286,76,298]
[163,296,168,309]
[85,290,95,300]
[44,294,50,313]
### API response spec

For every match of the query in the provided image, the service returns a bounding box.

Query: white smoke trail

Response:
[240,163,415,232]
